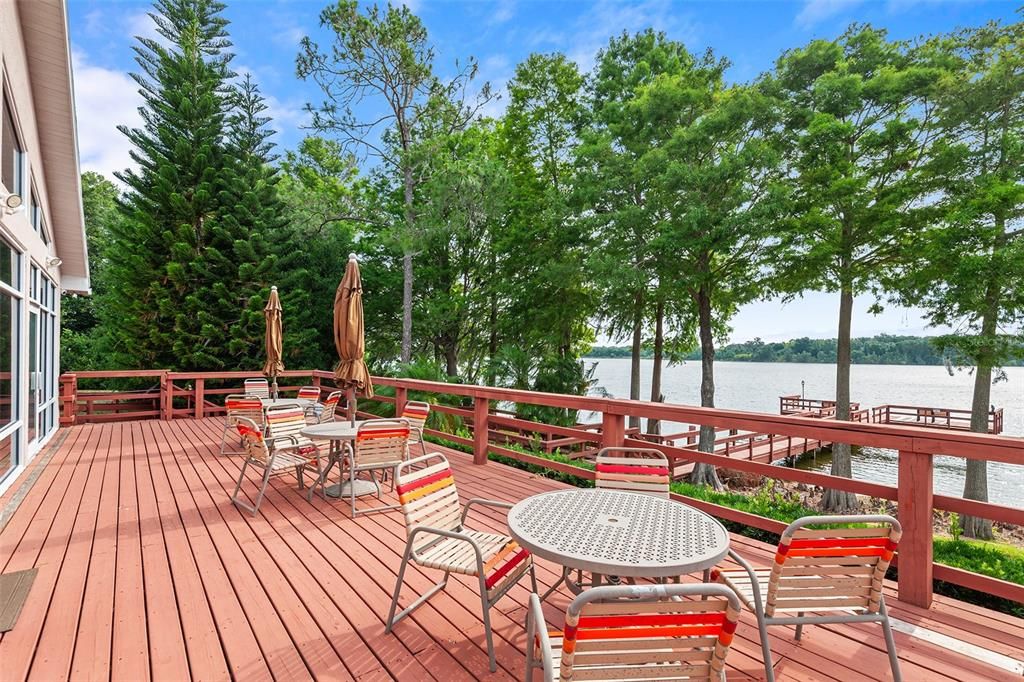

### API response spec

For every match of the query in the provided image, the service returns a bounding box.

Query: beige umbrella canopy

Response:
[263,286,284,399]
[334,254,373,401]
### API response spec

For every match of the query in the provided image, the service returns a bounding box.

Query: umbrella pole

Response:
[272,378,279,400]
[348,387,356,426]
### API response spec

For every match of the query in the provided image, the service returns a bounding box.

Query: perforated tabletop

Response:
[507,489,729,578]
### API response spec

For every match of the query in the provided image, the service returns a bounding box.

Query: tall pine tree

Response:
[104,0,278,371]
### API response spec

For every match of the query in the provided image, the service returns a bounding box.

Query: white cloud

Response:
[563,0,701,73]
[124,10,166,45]
[794,0,863,29]
[489,1,516,25]
[71,49,144,180]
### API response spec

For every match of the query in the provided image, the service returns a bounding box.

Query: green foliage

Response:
[94,0,281,371]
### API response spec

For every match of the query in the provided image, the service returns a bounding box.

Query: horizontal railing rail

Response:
[57,369,1023,609]
[872,403,1004,435]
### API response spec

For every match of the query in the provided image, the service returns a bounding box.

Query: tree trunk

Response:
[628,290,643,430]
[443,344,458,379]
[961,281,999,539]
[647,298,664,435]
[821,281,859,513]
[689,287,723,490]
[401,162,415,364]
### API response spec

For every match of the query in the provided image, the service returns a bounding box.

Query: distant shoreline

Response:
[585,335,1024,367]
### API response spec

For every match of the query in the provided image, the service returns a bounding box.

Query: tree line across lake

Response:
[63,0,1021,529]
[587,335,1024,366]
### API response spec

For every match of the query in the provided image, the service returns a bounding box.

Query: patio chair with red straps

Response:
[220,394,265,455]
[336,419,410,516]
[230,416,313,516]
[243,377,270,399]
[595,446,671,498]
[525,582,742,681]
[712,514,903,682]
[317,390,344,424]
[265,403,324,493]
[400,400,430,457]
[386,452,537,673]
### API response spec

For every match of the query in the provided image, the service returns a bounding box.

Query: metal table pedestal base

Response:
[325,478,378,498]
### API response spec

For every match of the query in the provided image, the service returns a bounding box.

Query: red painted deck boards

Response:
[0,418,1020,682]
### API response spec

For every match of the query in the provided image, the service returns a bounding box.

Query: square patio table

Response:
[507,488,730,599]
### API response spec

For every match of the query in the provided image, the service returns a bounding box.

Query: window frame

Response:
[1,85,27,198]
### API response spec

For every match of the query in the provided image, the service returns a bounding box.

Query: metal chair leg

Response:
[755,610,776,682]
[795,612,805,640]
[230,458,251,509]
[386,540,449,632]
[479,573,497,673]
[880,600,903,682]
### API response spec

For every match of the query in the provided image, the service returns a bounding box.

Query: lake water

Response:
[584,358,1023,507]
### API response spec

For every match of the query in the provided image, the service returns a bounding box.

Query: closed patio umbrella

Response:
[334,254,373,424]
[263,286,284,399]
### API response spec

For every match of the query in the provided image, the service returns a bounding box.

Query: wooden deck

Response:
[1,418,1021,681]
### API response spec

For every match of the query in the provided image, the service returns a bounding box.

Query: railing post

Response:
[473,396,489,465]
[160,371,172,420]
[395,386,407,419]
[195,379,205,419]
[897,450,933,608]
[601,411,625,451]
[59,373,77,426]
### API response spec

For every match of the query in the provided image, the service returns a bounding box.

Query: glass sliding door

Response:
[27,267,57,453]
[0,238,20,484]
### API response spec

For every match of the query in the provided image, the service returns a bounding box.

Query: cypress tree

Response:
[103,0,278,370]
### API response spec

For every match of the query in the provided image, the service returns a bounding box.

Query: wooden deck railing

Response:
[57,369,1023,610]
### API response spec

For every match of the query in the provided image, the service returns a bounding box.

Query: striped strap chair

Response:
[338,419,410,516]
[244,377,270,399]
[296,385,321,420]
[595,447,671,498]
[220,394,265,455]
[230,417,310,516]
[712,514,903,682]
[265,403,324,491]
[400,400,430,457]
[297,385,321,401]
[525,583,742,682]
[386,452,537,673]
[317,390,344,424]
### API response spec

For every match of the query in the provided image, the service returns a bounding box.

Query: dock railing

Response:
[873,403,1004,435]
[58,369,1024,611]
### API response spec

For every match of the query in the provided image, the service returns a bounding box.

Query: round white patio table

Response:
[261,398,315,410]
[300,421,376,500]
[507,488,729,598]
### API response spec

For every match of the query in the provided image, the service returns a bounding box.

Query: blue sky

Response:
[66,0,1021,343]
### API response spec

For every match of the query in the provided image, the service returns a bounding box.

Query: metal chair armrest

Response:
[266,435,301,451]
[461,497,513,524]
[526,592,555,682]
[727,548,767,614]
[407,525,486,563]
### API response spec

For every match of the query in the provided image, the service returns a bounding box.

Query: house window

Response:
[1,95,25,196]
[29,188,49,245]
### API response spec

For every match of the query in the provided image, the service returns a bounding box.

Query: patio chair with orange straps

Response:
[712,514,903,682]
[334,419,410,516]
[265,403,324,493]
[386,452,537,673]
[219,394,265,455]
[316,390,344,424]
[243,377,271,399]
[296,385,321,420]
[400,400,430,457]
[525,582,742,681]
[595,446,671,498]
[229,416,312,516]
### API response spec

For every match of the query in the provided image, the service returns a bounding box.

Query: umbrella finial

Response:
[348,253,358,261]
[271,285,278,291]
